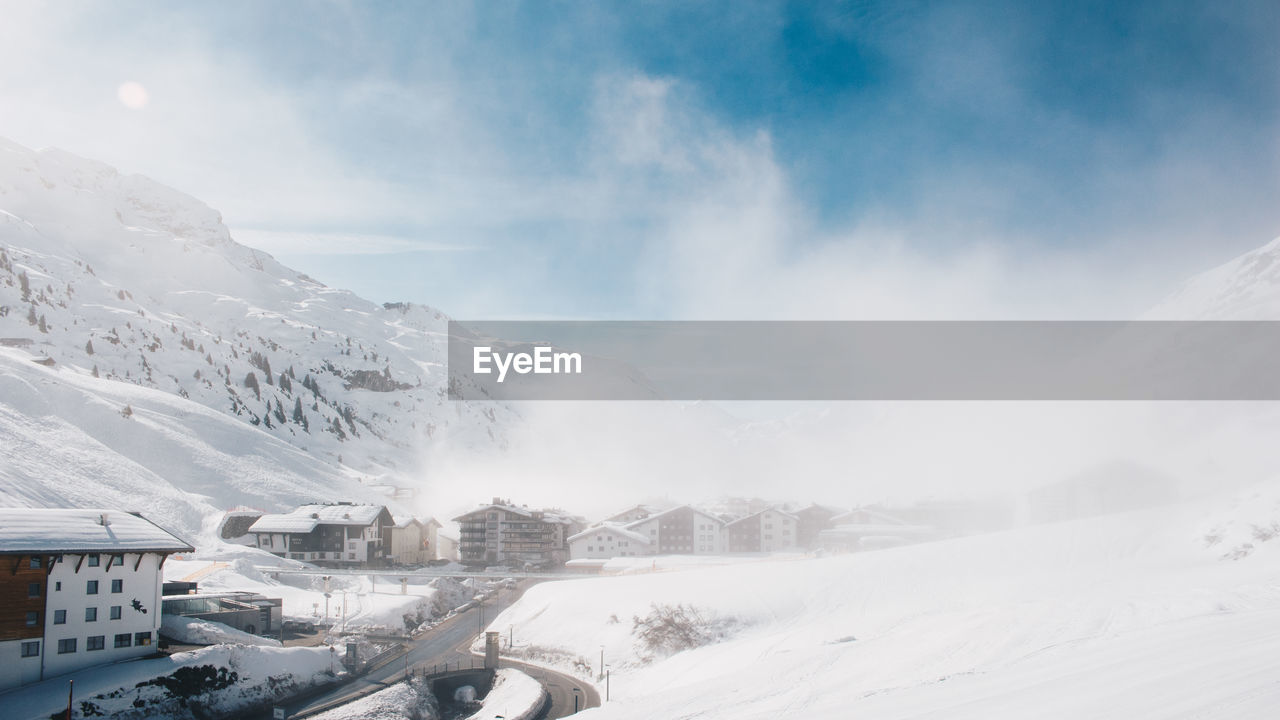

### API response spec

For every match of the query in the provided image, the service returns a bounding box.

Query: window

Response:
[25,611,38,627]
[86,635,105,651]
[110,606,122,620]
[260,536,272,548]
[55,581,62,591]
[54,609,66,625]
[111,579,123,593]
[110,555,123,567]
[85,607,97,622]
[29,556,42,569]
[87,554,100,567]
[86,580,99,595]
[28,582,41,598]
[58,638,76,654]
[114,633,131,648]
[21,641,40,658]
[134,632,152,646]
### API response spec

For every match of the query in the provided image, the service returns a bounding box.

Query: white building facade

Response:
[0,509,192,690]
[568,524,652,560]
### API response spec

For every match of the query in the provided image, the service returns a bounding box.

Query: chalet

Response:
[0,508,193,690]
[454,499,581,568]
[387,516,443,566]
[568,523,652,560]
[248,503,394,567]
[793,504,844,549]
[625,505,725,555]
[725,508,800,552]
[598,504,655,525]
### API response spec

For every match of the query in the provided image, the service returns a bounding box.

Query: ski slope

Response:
[487,485,1280,719]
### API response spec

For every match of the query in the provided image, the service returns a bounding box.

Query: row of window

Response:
[25,604,128,627]
[54,632,151,654]
[286,552,360,560]
[20,633,152,659]
[25,578,125,599]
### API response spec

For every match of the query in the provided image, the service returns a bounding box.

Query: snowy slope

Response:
[486,487,1280,719]
[1149,235,1280,319]
[0,138,515,536]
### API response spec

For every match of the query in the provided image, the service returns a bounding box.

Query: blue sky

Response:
[2,1,1277,319]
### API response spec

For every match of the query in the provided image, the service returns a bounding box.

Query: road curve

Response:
[280,581,601,718]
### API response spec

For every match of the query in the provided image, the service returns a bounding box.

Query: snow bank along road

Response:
[283,580,600,719]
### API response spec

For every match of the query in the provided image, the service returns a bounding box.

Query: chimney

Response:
[98,513,110,526]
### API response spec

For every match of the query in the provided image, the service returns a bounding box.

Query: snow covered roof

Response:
[626,505,724,528]
[822,523,935,537]
[392,515,422,529]
[725,507,799,527]
[0,508,194,554]
[248,503,388,534]
[569,523,652,544]
[830,508,912,526]
[600,504,655,523]
[453,502,576,524]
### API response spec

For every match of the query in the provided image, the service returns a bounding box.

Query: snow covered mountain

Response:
[0,138,514,540]
[1149,235,1280,319]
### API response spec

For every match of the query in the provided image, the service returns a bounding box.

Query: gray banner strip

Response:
[447,321,1280,401]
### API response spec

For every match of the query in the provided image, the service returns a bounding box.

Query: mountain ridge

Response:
[0,138,514,539]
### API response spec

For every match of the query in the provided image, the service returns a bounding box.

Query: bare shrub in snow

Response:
[632,603,741,660]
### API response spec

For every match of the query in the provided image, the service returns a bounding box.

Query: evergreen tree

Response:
[244,371,261,400]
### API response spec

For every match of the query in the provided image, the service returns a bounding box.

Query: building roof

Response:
[568,523,652,545]
[453,501,576,524]
[724,507,799,527]
[830,508,911,526]
[392,515,423,529]
[626,504,725,529]
[0,508,194,554]
[249,503,388,534]
[600,504,654,523]
[796,503,845,516]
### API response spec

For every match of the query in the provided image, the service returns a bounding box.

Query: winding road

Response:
[282,582,600,719]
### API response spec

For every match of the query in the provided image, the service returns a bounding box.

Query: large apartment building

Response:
[0,508,193,690]
[454,499,581,568]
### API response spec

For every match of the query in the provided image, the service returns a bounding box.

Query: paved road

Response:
[495,657,602,719]
[283,582,600,718]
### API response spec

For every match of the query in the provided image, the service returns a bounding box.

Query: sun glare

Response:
[117,81,149,109]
